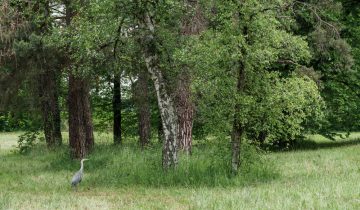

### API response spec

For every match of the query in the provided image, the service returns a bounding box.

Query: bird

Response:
[71,158,89,190]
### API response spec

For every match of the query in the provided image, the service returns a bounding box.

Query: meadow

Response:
[1,132,360,210]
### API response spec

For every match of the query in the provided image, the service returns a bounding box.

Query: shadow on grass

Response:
[285,138,360,152]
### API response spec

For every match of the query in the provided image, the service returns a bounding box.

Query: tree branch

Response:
[113,17,125,58]
[293,1,340,38]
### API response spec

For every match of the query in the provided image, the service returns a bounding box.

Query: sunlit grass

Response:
[1,132,360,209]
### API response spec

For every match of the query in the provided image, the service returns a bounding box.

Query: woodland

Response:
[0,0,360,209]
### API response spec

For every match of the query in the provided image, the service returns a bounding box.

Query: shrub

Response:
[246,73,325,148]
[17,131,40,154]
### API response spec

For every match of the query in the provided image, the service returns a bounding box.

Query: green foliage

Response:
[176,0,324,147]
[290,0,360,134]
[17,131,42,154]
[0,112,19,132]
[246,73,325,146]
[0,112,42,132]
[1,0,360,177]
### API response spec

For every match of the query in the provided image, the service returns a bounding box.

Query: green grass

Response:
[1,132,360,209]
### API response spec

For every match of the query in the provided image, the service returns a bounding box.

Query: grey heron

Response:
[71,158,89,189]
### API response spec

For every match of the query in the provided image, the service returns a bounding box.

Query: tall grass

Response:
[16,140,276,189]
[2,133,360,209]
[0,135,278,209]
[89,143,276,187]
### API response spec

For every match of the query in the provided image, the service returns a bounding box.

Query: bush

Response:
[247,73,325,148]
[17,131,41,154]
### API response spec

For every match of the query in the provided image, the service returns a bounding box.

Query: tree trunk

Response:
[176,73,193,155]
[31,0,62,148]
[231,65,245,174]
[230,8,250,173]
[38,69,62,148]
[113,74,122,144]
[231,55,247,174]
[175,0,206,154]
[141,12,178,169]
[68,75,94,159]
[135,69,151,148]
[231,113,243,174]
[65,0,94,159]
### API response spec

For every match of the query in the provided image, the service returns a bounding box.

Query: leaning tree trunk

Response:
[113,74,122,144]
[38,69,62,148]
[135,69,151,148]
[68,75,94,159]
[141,12,178,169]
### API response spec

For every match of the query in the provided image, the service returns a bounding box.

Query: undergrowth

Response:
[6,140,278,188]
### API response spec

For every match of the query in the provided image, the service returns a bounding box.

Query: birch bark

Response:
[141,12,178,169]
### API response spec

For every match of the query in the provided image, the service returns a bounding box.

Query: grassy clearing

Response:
[1,132,360,209]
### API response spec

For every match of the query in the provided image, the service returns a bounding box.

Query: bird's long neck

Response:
[80,160,84,172]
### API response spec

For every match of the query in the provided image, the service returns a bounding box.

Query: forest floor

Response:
[1,132,360,210]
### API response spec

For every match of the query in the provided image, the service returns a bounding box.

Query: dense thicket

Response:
[0,0,359,172]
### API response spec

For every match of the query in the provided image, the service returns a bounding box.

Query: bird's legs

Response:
[72,185,78,192]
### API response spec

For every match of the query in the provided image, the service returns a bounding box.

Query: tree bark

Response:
[135,69,151,148]
[38,69,62,148]
[231,26,248,173]
[68,75,94,159]
[141,12,178,169]
[113,74,122,144]
[65,0,94,159]
[231,63,246,174]
[175,0,206,154]
[175,72,193,155]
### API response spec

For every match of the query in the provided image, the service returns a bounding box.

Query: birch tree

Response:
[136,1,179,169]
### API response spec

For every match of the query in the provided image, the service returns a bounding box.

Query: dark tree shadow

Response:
[284,138,360,152]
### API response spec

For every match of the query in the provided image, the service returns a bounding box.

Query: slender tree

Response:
[138,5,179,169]
[113,73,122,144]
[230,7,249,173]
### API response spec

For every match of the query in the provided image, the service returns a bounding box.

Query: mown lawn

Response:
[1,132,360,209]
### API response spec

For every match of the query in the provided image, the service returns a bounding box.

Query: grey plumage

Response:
[71,159,89,188]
